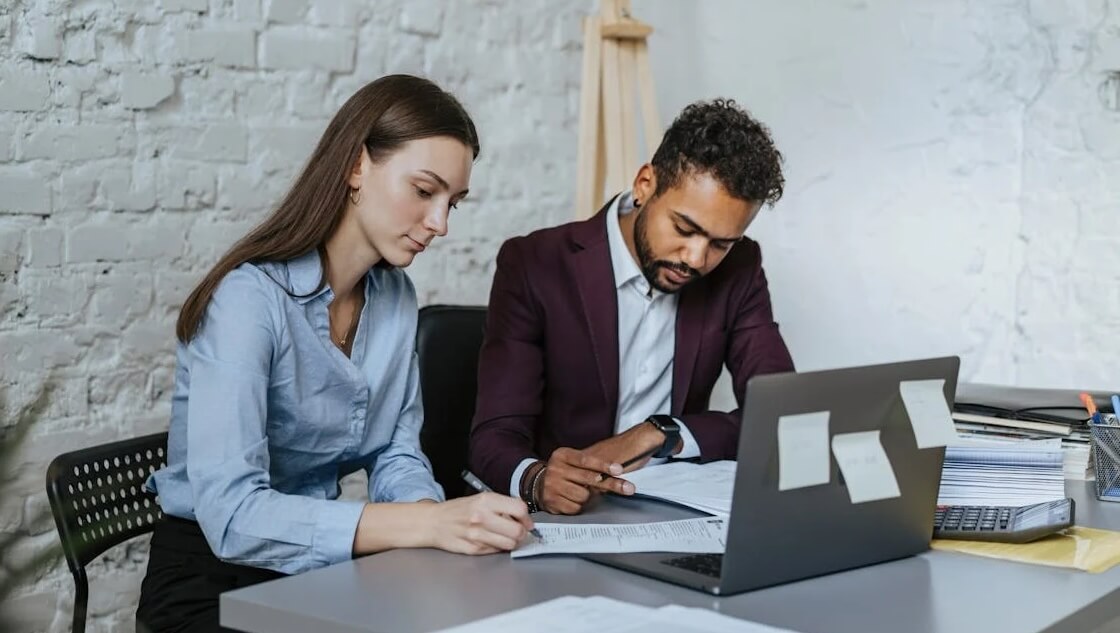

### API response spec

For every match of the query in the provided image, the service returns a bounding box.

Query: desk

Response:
[222,482,1120,633]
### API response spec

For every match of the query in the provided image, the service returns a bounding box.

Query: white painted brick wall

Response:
[0,0,589,630]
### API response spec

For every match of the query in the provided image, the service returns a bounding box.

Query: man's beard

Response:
[634,209,700,294]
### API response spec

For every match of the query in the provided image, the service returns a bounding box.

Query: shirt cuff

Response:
[313,499,366,567]
[674,417,701,459]
[509,458,539,497]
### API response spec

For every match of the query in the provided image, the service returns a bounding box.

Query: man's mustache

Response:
[657,261,699,279]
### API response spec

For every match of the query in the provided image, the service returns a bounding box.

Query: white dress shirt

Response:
[508,192,700,495]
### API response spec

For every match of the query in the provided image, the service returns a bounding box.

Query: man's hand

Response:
[537,448,632,515]
[584,420,680,472]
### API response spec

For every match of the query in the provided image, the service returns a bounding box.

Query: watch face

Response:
[650,415,679,433]
[649,416,680,458]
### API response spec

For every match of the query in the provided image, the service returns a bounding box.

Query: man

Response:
[468,99,795,514]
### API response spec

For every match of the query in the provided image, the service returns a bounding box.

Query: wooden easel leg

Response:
[593,102,607,213]
[636,39,662,159]
[619,40,639,179]
[575,15,603,220]
[599,0,627,196]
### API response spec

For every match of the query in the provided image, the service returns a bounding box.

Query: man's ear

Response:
[631,163,656,204]
[347,146,369,190]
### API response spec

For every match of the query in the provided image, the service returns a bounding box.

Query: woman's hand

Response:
[424,492,534,555]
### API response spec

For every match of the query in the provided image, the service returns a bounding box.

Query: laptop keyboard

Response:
[662,553,723,578]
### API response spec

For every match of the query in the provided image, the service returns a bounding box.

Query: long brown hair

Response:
[176,74,480,343]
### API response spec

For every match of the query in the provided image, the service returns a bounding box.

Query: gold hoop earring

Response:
[349,188,362,205]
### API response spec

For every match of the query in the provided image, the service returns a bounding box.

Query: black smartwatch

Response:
[646,415,681,458]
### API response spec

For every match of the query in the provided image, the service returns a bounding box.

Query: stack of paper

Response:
[936,436,1066,507]
[433,595,799,633]
[1063,440,1092,480]
[623,460,735,516]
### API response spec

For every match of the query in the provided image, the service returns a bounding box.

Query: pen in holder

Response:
[1090,413,1120,502]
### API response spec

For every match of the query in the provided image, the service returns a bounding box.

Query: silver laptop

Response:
[582,356,960,595]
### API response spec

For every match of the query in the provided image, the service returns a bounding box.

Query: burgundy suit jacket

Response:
[468,199,795,491]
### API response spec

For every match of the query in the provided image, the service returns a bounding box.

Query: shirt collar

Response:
[285,249,379,305]
[606,190,655,295]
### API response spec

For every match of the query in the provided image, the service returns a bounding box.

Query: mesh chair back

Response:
[45,432,168,572]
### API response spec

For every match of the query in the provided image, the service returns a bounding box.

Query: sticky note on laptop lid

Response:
[831,431,901,504]
[900,378,958,448]
[777,411,831,491]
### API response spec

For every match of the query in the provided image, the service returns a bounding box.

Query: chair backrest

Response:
[416,305,487,499]
[45,432,168,633]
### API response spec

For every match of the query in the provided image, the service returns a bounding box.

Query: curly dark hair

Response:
[650,98,784,207]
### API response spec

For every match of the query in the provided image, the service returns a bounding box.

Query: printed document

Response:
[511,517,726,559]
[624,460,735,515]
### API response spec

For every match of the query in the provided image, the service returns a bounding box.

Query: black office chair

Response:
[45,432,168,633]
[416,305,488,499]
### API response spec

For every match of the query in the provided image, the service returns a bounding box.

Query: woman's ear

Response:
[347,146,369,190]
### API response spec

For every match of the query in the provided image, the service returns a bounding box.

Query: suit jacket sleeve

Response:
[469,239,546,490]
[679,241,795,460]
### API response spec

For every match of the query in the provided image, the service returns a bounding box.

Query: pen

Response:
[594,445,659,484]
[1080,392,1104,425]
[621,445,660,469]
[460,469,541,538]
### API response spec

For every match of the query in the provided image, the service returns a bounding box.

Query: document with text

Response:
[623,461,736,516]
[511,517,727,559]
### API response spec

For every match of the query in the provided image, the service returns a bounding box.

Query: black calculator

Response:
[933,498,1075,543]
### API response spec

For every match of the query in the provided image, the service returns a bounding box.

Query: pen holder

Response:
[1090,417,1120,502]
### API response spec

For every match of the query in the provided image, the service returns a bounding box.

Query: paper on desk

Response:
[932,526,1120,574]
[511,517,726,559]
[900,378,958,448]
[777,411,831,491]
[431,596,658,632]
[656,605,803,632]
[831,430,900,504]
[624,461,736,516]
[433,596,801,633]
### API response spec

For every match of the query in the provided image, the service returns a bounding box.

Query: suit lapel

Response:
[672,278,709,415]
[571,198,621,421]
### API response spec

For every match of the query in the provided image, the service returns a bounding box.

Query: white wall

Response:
[642,0,1120,391]
[2,0,1118,630]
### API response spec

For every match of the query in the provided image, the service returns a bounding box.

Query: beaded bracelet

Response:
[527,464,548,513]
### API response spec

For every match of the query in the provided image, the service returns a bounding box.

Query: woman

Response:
[136,75,532,633]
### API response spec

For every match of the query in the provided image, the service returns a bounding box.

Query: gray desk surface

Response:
[222,481,1120,633]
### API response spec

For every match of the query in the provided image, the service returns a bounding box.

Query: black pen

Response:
[620,445,660,469]
[460,469,542,538]
[595,445,659,484]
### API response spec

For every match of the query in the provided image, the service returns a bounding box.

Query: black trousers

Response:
[136,516,284,633]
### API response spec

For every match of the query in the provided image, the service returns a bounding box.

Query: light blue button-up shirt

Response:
[148,250,445,575]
